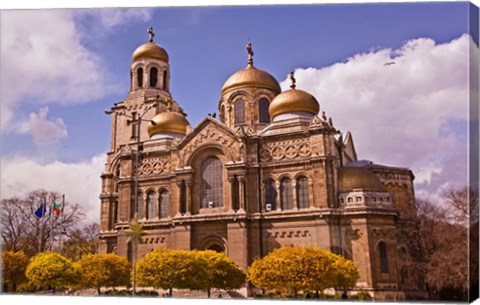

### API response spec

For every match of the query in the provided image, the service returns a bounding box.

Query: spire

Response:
[148,26,155,43]
[289,71,296,89]
[246,42,254,68]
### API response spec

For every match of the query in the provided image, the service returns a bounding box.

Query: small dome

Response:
[221,66,281,94]
[268,71,319,120]
[337,167,386,193]
[148,111,189,137]
[132,42,169,62]
[269,89,320,119]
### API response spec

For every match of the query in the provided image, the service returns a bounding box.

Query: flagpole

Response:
[50,197,55,251]
[59,194,65,254]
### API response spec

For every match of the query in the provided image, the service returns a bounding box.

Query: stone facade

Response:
[98,33,425,300]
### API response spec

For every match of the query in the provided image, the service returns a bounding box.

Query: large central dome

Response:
[221,43,280,94]
[221,65,281,94]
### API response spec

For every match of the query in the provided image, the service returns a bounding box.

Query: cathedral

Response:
[98,29,424,300]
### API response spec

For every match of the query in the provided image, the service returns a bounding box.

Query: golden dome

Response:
[132,42,169,62]
[268,71,319,119]
[269,89,320,119]
[148,111,189,137]
[221,66,281,94]
[337,167,386,193]
[221,42,280,94]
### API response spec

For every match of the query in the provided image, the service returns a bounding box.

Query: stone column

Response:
[176,181,184,216]
[228,176,236,211]
[185,181,192,215]
[308,178,314,209]
[238,175,246,211]
[292,179,298,210]
[275,180,281,211]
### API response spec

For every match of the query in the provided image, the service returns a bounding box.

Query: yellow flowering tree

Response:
[197,250,246,297]
[137,248,208,296]
[247,246,359,297]
[26,252,79,293]
[77,253,131,294]
[1,251,30,292]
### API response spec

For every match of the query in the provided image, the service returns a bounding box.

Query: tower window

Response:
[265,179,277,211]
[201,157,224,208]
[220,105,225,123]
[378,241,389,273]
[259,98,270,123]
[280,178,293,210]
[234,99,245,125]
[150,67,158,87]
[163,70,167,89]
[137,68,143,88]
[159,189,169,218]
[296,176,309,209]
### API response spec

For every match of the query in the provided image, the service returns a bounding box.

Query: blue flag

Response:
[34,203,46,218]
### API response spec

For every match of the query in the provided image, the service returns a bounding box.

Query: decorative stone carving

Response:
[260,140,312,162]
[139,157,170,176]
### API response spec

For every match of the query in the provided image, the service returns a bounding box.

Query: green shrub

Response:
[350,291,373,300]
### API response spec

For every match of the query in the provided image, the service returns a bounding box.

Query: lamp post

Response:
[105,100,157,295]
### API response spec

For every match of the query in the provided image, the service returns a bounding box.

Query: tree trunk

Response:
[97,286,101,295]
[169,287,172,296]
[207,288,211,298]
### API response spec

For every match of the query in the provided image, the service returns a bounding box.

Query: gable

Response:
[177,116,245,167]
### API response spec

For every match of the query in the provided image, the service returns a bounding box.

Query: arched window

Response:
[280,178,293,210]
[179,181,186,214]
[146,191,156,219]
[137,68,143,88]
[378,241,389,273]
[296,177,309,209]
[150,67,158,87]
[231,176,239,211]
[265,179,277,211]
[136,192,144,219]
[159,190,170,218]
[259,98,270,123]
[163,70,167,89]
[234,99,245,125]
[201,157,224,208]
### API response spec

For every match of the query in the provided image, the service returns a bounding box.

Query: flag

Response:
[34,203,46,218]
[53,202,61,216]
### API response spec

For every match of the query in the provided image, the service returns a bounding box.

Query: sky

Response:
[0,0,478,224]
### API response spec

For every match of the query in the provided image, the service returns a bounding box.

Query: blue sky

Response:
[0,1,477,222]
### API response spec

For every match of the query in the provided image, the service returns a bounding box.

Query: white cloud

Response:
[0,8,153,133]
[0,154,106,223]
[283,34,475,200]
[17,106,68,147]
[85,8,154,29]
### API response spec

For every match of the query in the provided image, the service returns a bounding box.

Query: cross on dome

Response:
[289,71,296,89]
[148,27,155,43]
[246,42,254,67]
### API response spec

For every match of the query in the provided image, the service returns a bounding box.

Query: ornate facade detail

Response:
[138,157,171,176]
[260,140,312,162]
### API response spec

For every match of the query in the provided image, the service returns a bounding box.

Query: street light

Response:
[105,100,158,295]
